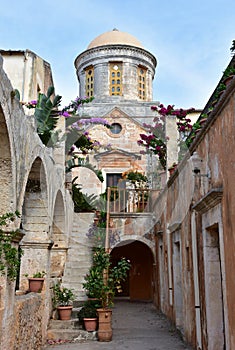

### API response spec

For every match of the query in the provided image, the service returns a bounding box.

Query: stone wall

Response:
[5,294,43,350]
[0,54,74,349]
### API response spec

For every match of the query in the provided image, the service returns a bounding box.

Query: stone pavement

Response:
[44,300,193,350]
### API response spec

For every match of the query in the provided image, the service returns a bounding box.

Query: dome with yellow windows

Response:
[87,28,144,49]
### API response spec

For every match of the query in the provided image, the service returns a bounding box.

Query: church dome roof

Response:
[87,28,144,49]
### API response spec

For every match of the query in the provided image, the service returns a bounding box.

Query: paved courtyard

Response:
[44,300,193,350]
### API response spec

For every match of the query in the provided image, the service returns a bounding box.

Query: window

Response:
[109,62,122,96]
[85,66,94,97]
[110,123,122,134]
[106,173,122,187]
[138,66,147,100]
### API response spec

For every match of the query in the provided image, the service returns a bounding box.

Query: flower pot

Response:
[28,278,45,293]
[199,118,208,125]
[57,305,73,320]
[97,308,112,342]
[224,75,234,86]
[168,164,177,176]
[84,317,98,331]
[168,168,175,176]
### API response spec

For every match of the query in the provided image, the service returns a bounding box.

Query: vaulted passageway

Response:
[111,240,154,301]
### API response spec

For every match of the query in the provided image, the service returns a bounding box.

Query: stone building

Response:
[0,49,54,102]
[152,55,235,349]
[0,29,235,350]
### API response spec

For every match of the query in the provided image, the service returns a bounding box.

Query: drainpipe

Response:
[191,210,202,350]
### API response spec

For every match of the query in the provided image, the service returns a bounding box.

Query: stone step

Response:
[63,268,88,276]
[64,256,92,264]
[47,328,97,342]
[48,318,81,330]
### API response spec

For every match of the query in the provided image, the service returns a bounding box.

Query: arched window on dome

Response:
[85,66,94,97]
[138,65,147,100]
[109,62,122,96]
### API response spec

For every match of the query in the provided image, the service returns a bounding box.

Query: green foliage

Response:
[123,170,148,189]
[74,134,96,153]
[72,176,98,212]
[0,211,23,281]
[52,282,75,306]
[32,271,46,278]
[34,86,62,146]
[223,66,235,78]
[230,40,235,55]
[78,300,100,320]
[14,89,21,100]
[83,247,131,308]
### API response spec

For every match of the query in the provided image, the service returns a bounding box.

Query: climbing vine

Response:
[0,211,23,281]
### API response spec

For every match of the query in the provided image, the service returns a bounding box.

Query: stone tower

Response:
[72,29,162,192]
[75,28,156,102]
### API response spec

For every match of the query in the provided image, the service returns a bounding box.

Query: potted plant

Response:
[25,271,46,293]
[223,66,235,86]
[82,247,131,341]
[122,170,149,212]
[168,162,178,176]
[52,282,75,320]
[78,300,100,332]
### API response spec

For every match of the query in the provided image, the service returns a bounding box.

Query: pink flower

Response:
[62,111,70,118]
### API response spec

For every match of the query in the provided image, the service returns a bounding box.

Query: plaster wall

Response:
[152,77,235,349]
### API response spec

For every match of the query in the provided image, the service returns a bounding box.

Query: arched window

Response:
[109,62,122,96]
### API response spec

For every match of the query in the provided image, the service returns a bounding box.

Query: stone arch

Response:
[0,105,14,213]
[72,166,102,198]
[19,157,50,290]
[111,239,154,301]
[50,190,67,277]
[21,156,49,240]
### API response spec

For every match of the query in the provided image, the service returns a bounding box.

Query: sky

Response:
[0,0,234,110]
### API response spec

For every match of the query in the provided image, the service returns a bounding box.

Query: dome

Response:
[87,28,144,49]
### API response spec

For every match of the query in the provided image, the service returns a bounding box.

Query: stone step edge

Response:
[47,329,97,342]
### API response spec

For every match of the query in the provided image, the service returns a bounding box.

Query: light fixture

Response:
[190,152,211,178]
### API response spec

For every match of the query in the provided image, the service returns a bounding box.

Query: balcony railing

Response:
[107,187,159,214]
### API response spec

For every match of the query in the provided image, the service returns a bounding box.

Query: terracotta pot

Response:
[57,305,73,320]
[28,278,44,293]
[224,75,234,86]
[84,317,98,331]
[200,118,208,125]
[97,308,112,342]
[168,164,177,176]
[168,168,175,176]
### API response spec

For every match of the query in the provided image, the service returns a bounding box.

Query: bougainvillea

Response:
[137,104,195,170]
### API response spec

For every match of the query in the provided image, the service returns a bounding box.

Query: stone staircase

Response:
[47,213,97,342]
[61,212,95,301]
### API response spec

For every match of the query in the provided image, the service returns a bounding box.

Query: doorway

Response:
[111,240,154,301]
[204,223,225,350]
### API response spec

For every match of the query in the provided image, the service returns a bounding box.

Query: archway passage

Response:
[111,240,154,301]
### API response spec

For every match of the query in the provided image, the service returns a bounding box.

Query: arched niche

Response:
[21,157,49,240]
[111,239,154,301]
[19,157,50,290]
[0,105,13,213]
[50,190,67,277]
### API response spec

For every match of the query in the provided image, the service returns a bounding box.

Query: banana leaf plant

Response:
[34,86,62,146]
